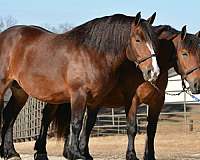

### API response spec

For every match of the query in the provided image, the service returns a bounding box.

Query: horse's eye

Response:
[182,52,188,57]
[136,39,141,43]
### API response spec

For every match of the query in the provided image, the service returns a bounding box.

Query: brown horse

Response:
[1,26,199,160]
[0,12,160,159]
[32,25,200,160]
[2,24,200,160]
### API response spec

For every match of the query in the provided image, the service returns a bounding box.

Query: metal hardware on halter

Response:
[135,54,157,67]
[165,78,189,96]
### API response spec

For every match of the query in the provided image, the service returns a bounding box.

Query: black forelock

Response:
[183,34,200,57]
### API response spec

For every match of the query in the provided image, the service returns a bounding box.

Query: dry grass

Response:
[14,129,200,159]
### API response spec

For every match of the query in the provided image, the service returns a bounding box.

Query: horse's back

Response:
[0,26,69,101]
[0,25,120,104]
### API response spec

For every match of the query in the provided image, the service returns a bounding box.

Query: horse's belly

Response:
[16,75,70,103]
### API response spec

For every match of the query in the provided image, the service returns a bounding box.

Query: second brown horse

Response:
[34,25,200,160]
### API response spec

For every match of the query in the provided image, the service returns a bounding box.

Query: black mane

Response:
[155,25,200,60]
[154,25,179,39]
[183,33,200,57]
[67,14,134,56]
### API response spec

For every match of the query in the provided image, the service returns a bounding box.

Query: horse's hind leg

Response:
[34,103,58,160]
[0,79,12,150]
[78,107,99,160]
[67,88,87,160]
[1,83,28,160]
[126,97,139,160]
[0,79,12,125]
[143,98,164,160]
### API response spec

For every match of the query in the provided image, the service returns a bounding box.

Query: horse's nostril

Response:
[191,80,200,94]
[193,79,200,89]
[194,82,198,89]
[147,69,151,78]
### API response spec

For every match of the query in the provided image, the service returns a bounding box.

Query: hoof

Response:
[63,150,69,159]
[7,156,22,160]
[34,153,48,160]
[0,145,4,157]
[67,149,86,160]
[85,154,93,160]
[126,152,139,160]
[143,156,156,160]
[80,150,93,160]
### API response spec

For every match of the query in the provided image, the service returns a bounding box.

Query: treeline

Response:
[0,16,72,33]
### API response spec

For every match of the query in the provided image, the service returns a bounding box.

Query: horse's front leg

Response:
[34,104,58,160]
[126,97,139,160]
[79,107,99,160]
[67,88,87,160]
[143,98,164,160]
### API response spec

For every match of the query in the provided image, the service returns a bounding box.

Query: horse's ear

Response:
[135,12,141,26]
[147,12,156,25]
[195,31,200,38]
[181,25,187,40]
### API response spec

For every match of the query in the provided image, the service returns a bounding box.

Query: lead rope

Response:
[164,77,189,96]
[151,78,200,103]
[150,78,189,97]
[149,82,165,97]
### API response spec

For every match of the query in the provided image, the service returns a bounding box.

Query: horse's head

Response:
[126,12,159,82]
[173,26,200,94]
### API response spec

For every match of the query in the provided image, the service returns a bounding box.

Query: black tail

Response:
[52,103,71,139]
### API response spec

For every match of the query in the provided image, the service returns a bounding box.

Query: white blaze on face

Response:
[146,43,160,81]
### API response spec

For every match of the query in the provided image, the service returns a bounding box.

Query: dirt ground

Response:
[13,129,200,160]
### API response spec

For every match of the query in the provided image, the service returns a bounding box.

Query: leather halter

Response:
[127,41,157,67]
[182,66,200,79]
[135,54,157,67]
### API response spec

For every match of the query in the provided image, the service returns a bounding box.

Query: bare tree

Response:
[5,16,17,27]
[0,16,17,32]
[58,22,72,32]
[43,22,72,33]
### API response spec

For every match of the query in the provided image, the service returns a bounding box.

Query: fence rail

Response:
[12,99,200,141]
[11,77,200,141]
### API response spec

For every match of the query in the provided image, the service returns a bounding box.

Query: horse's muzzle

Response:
[143,68,160,82]
[189,79,200,94]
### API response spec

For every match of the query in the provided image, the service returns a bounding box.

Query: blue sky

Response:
[0,0,200,33]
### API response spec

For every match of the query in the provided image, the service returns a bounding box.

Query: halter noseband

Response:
[135,54,157,67]
[182,66,200,79]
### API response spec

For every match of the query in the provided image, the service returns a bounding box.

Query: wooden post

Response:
[118,117,120,134]
[189,120,193,132]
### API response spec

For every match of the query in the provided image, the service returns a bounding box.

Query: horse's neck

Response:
[105,52,127,71]
[158,39,176,72]
[155,26,179,72]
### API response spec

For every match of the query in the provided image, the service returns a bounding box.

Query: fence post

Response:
[118,117,120,134]
[183,91,187,133]
[112,108,115,126]
[189,120,193,132]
